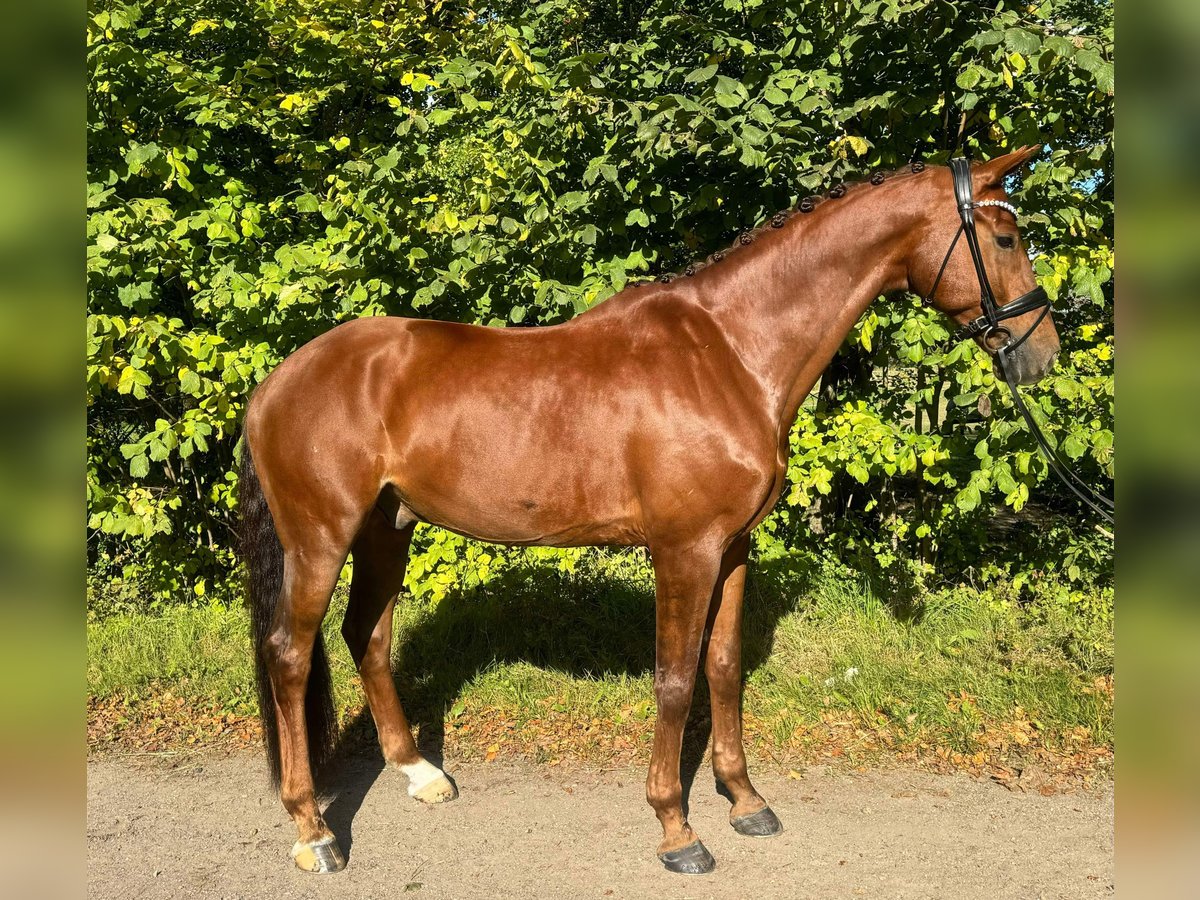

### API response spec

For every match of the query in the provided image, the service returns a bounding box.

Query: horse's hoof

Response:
[658,839,716,875]
[411,774,458,804]
[291,836,345,873]
[731,805,783,837]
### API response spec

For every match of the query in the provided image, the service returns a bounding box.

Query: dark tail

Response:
[239,439,338,790]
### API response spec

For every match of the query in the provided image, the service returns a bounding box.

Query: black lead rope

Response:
[931,157,1114,527]
[997,347,1115,523]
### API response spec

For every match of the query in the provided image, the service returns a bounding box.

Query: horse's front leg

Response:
[704,534,782,837]
[645,540,724,875]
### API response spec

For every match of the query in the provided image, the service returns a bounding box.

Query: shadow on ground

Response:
[322,550,831,858]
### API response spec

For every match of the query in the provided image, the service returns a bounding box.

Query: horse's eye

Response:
[995,234,1016,250]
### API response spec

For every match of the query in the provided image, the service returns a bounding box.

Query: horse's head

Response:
[912,145,1060,385]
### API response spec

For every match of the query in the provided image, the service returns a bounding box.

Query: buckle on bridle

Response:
[982,325,1011,352]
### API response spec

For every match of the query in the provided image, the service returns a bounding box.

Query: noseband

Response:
[927,157,1114,526]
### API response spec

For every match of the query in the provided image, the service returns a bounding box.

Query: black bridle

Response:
[927,157,1114,526]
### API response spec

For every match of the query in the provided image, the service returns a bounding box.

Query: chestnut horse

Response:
[239,146,1056,875]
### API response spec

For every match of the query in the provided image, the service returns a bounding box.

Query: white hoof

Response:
[400,758,458,804]
[412,774,458,804]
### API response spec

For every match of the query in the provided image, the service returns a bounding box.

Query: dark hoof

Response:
[731,806,783,837]
[291,836,346,873]
[658,839,716,875]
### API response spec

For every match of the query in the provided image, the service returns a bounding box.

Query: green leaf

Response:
[124,142,162,174]
[956,66,982,90]
[955,484,982,512]
[763,85,788,105]
[558,191,589,212]
[1004,28,1041,57]
[1074,48,1105,76]
[715,90,741,109]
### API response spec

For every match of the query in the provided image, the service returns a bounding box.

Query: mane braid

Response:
[651,162,926,283]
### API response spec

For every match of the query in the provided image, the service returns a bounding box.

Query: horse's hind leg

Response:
[342,509,457,804]
[264,546,347,873]
[704,535,781,837]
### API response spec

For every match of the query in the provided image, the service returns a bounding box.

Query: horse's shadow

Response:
[321,550,820,858]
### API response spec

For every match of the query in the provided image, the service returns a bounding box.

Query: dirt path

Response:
[88,753,1112,899]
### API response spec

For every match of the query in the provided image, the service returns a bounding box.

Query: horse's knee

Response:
[654,669,695,713]
[704,648,739,687]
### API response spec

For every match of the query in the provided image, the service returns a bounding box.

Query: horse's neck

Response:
[701,193,914,429]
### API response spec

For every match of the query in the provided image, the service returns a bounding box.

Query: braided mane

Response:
[651,162,929,283]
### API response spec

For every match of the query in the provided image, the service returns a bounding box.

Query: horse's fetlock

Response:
[280,787,314,816]
[646,778,683,812]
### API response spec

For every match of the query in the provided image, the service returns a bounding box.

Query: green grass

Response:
[87,550,1113,765]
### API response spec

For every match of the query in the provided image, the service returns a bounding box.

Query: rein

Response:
[927,157,1114,526]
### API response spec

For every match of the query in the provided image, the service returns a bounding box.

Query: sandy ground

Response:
[87,752,1112,899]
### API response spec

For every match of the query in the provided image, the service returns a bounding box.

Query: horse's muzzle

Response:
[993,346,1059,386]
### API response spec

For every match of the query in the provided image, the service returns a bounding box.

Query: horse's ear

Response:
[973,144,1042,188]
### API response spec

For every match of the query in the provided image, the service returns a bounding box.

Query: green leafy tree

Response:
[87,0,1113,605]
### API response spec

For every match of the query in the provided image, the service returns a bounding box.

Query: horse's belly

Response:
[388,445,644,548]
[399,489,644,548]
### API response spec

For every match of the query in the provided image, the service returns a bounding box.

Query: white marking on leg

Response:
[400,758,445,796]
